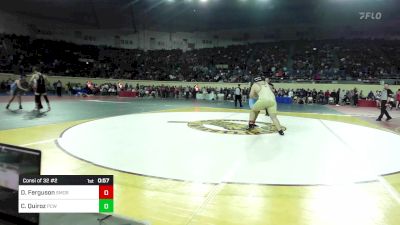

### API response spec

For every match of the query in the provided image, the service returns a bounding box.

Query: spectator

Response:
[353,88,359,107]
[56,80,62,97]
[396,89,400,110]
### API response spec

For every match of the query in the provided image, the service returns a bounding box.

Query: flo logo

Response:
[359,12,382,20]
[186,119,286,135]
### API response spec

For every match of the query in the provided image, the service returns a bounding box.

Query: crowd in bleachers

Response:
[1,33,400,83]
[1,33,400,108]
[291,40,400,82]
[63,81,251,101]
[2,76,399,109]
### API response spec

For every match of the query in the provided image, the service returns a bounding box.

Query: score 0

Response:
[99,184,113,213]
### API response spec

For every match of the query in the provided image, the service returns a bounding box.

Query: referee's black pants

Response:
[378,100,391,120]
[234,95,242,107]
[35,93,49,109]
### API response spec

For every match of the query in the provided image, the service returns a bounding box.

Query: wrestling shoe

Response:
[247,124,256,130]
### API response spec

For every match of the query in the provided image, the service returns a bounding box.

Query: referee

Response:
[234,84,243,108]
[376,84,392,121]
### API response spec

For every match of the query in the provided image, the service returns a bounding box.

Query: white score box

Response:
[19,185,99,200]
[19,199,99,213]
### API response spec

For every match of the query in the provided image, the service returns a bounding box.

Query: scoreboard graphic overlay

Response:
[18,175,113,213]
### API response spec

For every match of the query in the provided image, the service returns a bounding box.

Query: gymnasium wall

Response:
[1,73,399,93]
[0,10,236,50]
[2,9,399,52]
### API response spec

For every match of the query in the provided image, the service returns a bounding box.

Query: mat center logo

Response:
[187,119,286,135]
